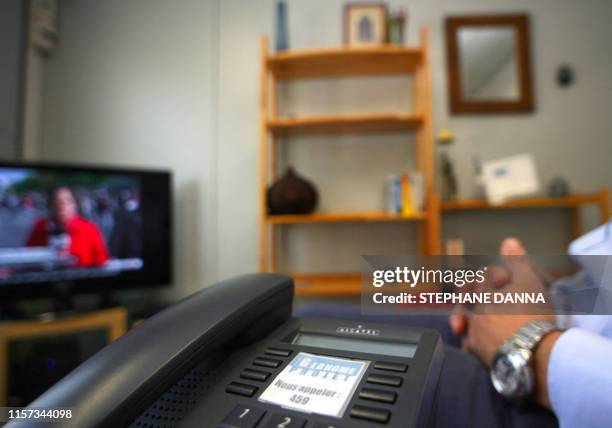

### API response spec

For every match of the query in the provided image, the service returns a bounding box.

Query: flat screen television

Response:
[0,161,172,300]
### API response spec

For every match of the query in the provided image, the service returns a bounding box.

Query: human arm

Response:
[546,328,612,427]
[25,219,48,246]
[452,238,612,427]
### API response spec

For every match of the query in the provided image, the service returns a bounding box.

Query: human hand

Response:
[449,237,559,408]
[451,237,555,362]
[449,238,554,336]
[449,237,525,336]
[448,265,511,336]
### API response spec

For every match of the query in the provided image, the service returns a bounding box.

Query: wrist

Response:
[532,330,562,409]
[490,320,560,402]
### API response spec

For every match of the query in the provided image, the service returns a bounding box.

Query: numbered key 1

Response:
[218,404,265,428]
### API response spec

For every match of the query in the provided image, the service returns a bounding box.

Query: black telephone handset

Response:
[8,274,293,428]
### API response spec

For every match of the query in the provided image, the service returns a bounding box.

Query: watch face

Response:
[491,349,532,399]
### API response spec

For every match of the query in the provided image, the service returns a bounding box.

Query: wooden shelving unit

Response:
[258,32,611,296]
[259,28,439,296]
[442,188,610,239]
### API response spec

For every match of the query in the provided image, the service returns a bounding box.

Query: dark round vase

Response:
[267,167,318,215]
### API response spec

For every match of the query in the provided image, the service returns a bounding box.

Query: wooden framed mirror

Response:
[445,14,534,113]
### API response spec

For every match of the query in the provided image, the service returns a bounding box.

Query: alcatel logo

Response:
[336,325,381,336]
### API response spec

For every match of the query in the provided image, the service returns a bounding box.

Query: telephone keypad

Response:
[225,343,413,426]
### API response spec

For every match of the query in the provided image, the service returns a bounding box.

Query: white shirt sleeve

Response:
[548,328,612,427]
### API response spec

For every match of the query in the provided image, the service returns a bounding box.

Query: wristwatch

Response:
[490,320,559,400]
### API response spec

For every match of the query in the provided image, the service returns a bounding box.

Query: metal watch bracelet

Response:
[491,320,560,400]
[512,320,559,353]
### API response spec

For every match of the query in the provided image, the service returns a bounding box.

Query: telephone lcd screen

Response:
[293,333,418,358]
[259,352,368,418]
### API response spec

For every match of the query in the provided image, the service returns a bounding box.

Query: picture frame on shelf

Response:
[344,3,387,46]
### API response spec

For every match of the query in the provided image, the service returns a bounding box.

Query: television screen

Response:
[0,162,171,297]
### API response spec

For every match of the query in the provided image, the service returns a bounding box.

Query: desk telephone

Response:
[13,274,444,428]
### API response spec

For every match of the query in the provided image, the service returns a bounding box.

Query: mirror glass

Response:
[458,26,518,100]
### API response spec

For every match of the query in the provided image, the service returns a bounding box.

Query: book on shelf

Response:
[386,171,424,216]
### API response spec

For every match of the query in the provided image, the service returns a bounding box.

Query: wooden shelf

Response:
[441,193,606,211]
[268,45,422,79]
[268,113,423,136]
[267,211,427,224]
[292,273,361,296]
[292,274,451,306]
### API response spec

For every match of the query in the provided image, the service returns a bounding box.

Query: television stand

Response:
[38,293,122,322]
[0,307,127,406]
[0,287,122,322]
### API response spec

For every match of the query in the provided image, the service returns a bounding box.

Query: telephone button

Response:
[264,348,292,357]
[373,361,408,373]
[359,387,397,404]
[350,405,391,423]
[312,423,347,428]
[240,368,271,382]
[263,413,306,428]
[253,357,283,368]
[366,374,403,387]
[218,404,265,428]
[225,382,259,397]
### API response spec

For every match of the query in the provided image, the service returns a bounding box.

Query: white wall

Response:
[42,0,219,297]
[41,0,612,293]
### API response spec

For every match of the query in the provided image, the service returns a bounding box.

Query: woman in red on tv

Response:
[26,187,110,267]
